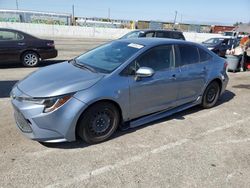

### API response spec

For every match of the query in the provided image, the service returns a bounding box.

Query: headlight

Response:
[19,94,73,113]
[43,95,72,113]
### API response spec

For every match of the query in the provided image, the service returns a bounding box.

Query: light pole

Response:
[72,4,75,25]
[108,8,110,21]
[16,0,19,10]
[173,10,177,29]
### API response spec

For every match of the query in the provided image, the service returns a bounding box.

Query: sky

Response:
[0,0,250,25]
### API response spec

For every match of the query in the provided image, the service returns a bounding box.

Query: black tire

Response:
[77,102,120,144]
[202,81,220,109]
[21,51,39,67]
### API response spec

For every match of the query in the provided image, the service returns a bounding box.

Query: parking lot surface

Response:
[0,38,250,188]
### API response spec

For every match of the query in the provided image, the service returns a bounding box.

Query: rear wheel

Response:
[202,81,220,109]
[22,51,39,67]
[77,102,120,144]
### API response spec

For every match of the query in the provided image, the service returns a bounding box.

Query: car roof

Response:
[207,36,232,39]
[0,28,28,35]
[134,29,183,33]
[0,28,22,32]
[118,38,194,47]
[0,28,37,38]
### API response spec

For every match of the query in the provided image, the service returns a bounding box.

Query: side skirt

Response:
[121,97,202,130]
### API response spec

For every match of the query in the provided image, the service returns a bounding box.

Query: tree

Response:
[233,22,243,26]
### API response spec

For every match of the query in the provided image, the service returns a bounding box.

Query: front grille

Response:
[14,110,32,133]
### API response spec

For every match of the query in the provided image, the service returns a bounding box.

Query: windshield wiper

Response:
[81,64,98,73]
[71,59,98,73]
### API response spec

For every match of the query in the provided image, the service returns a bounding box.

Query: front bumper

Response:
[11,87,87,142]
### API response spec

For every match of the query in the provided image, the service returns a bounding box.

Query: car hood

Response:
[17,61,104,97]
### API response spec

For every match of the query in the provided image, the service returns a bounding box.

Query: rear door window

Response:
[0,31,23,41]
[221,39,229,46]
[198,48,212,62]
[172,32,185,40]
[176,45,199,66]
[156,31,171,38]
[145,32,155,38]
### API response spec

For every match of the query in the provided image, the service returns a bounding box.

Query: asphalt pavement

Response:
[0,38,250,188]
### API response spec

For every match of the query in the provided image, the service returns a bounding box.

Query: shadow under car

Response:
[41,90,235,149]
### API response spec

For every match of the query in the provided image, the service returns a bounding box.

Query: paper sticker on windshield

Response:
[128,43,144,49]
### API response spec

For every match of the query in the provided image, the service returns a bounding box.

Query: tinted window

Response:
[121,31,142,39]
[0,31,23,41]
[198,48,212,62]
[136,45,174,71]
[178,45,199,66]
[145,32,154,37]
[156,31,171,38]
[203,38,225,45]
[172,32,184,40]
[228,39,234,46]
[221,39,229,45]
[229,39,238,47]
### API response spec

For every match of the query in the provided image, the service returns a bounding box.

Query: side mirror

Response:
[135,67,154,80]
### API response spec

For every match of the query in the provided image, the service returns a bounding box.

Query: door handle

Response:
[18,42,25,46]
[169,74,176,80]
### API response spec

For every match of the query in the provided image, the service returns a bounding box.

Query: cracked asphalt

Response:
[0,38,250,188]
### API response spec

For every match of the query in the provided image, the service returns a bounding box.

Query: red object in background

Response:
[211,25,236,33]
[240,36,248,46]
[247,62,250,69]
[246,58,250,69]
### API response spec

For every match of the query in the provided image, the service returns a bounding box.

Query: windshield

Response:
[223,32,233,36]
[121,31,143,39]
[203,38,225,45]
[75,41,143,73]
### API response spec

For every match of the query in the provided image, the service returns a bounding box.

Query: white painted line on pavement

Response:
[215,138,250,145]
[45,138,188,188]
[46,117,250,188]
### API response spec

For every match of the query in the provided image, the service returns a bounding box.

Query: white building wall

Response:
[0,22,222,43]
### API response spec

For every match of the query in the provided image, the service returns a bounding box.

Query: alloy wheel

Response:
[23,53,38,66]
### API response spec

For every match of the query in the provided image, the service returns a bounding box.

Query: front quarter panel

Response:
[74,74,130,121]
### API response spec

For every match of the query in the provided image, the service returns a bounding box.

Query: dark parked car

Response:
[202,37,239,57]
[120,29,186,40]
[0,28,57,67]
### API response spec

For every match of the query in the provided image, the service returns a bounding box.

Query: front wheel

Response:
[202,81,220,109]
[77,102,120,144]
[22,51,39,67]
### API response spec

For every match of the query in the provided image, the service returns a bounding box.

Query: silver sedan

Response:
[11,38,229,144]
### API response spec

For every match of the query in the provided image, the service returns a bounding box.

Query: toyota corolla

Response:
[11,38,228,144]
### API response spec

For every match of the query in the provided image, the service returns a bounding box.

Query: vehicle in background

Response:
[0,28,57,67]
[223,31,245,40]
[202,37,239,57]
[11,38,228,144]
[120,29,186,40]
